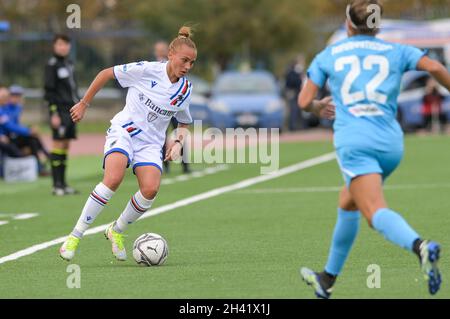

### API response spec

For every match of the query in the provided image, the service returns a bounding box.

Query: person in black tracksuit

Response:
[44,34,80,196]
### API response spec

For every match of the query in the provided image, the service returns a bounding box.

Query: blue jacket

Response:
[4,103,22,125]
[0,106,30,137]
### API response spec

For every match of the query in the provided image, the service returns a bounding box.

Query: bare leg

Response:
[113,165,161,233]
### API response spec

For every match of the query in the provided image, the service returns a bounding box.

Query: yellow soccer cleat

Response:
[104,222,127,261]
[59,235,80,261]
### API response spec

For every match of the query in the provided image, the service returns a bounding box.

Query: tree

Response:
[129,0,316,74]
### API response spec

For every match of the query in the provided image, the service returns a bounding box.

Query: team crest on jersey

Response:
[147,112,158,123]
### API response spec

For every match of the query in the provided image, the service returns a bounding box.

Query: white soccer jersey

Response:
[111,61,193,148]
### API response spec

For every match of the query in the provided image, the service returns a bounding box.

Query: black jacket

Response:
[44,54,80,110]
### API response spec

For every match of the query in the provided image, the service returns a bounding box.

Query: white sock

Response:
[113,191,154,233]
[71,183,115,238]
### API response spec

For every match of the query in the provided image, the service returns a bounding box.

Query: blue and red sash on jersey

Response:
[170,78,192,107]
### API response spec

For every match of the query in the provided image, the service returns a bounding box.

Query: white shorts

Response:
[103,124,163,174]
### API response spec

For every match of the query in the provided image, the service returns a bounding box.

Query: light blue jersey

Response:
[308,34,425,152]
[305,37,442,296]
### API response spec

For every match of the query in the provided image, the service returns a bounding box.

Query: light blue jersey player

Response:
[309,24,426,186]
[298,0,450,298]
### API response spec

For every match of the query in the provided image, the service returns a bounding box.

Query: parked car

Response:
[397,71,450,131]
[208,70,285,130]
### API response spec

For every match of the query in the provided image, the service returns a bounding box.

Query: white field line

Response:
[0,213,40,227]
[13,213,40,220]
[0,165,230,194]
[0,152,336,265]
[238,183,450,194]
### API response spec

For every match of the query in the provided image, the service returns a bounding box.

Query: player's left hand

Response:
[164,141,182,162]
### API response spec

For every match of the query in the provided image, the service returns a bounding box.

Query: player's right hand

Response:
[70,102,87,123]
[50,114,61,129]
[317,96,335,120]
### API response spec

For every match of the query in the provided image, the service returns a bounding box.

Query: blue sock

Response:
[324,208,361,276]
[372,208,420,251]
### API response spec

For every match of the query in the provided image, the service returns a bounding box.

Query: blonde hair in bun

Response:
[169,25,196,53]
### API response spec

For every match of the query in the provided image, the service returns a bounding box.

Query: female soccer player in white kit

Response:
[59,26,197,261]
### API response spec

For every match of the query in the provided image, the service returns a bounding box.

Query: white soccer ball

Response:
[132,233,169,266]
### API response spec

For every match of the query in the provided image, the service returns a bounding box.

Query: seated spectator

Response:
[0,134,23,157]
[0,133,24,178]
[6,85,24,125]
[0,86,49,176]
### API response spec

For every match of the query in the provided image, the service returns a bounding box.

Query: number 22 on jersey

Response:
[335,55,389,106]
